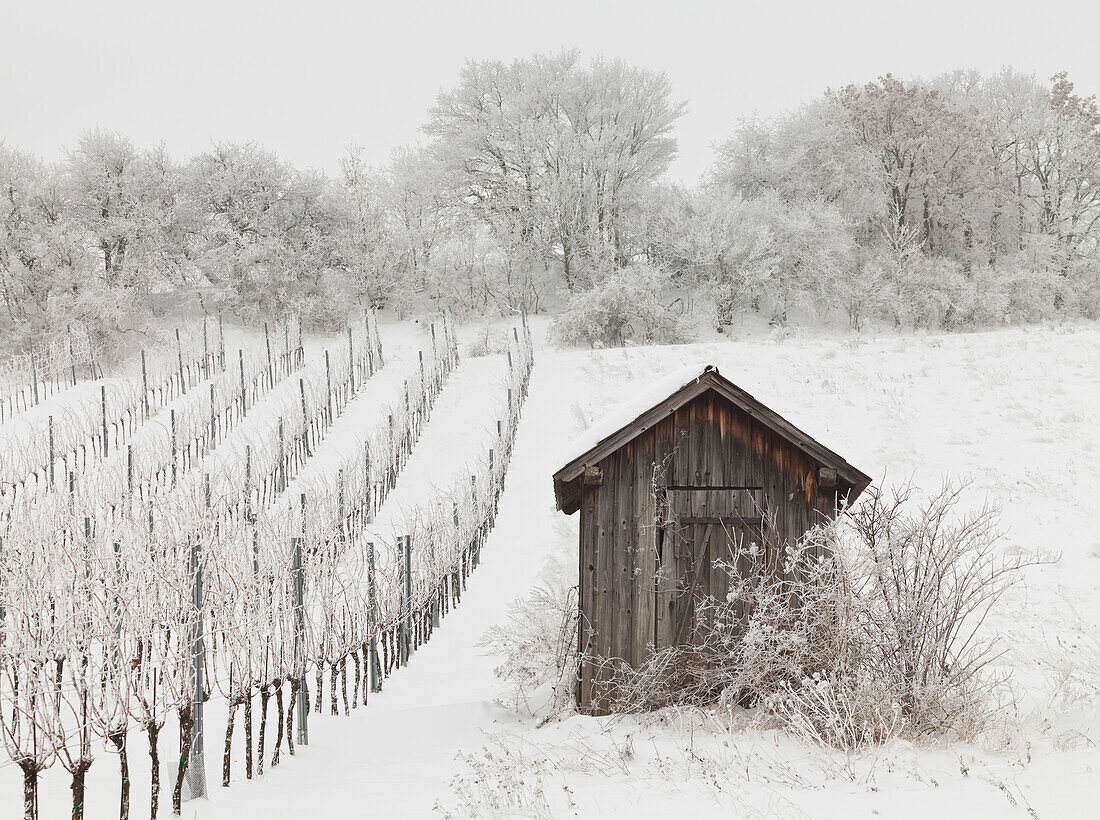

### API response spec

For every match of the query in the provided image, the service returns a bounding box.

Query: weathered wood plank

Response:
[574,383,861,713]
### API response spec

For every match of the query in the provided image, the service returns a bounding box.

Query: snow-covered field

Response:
[4,319,1099,818]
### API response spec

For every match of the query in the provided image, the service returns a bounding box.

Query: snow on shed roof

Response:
[557,361,716,470]
[553,362,871,514]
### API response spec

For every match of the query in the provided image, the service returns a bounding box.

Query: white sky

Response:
[2,0,1098,183]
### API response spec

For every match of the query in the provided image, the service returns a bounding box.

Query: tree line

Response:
[2,54,1098,355]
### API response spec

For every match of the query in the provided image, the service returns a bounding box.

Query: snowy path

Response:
[275,322,426,496]
[363,351,510,536]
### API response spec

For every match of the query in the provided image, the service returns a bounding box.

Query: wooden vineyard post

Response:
[140,349,149,419]
[264,322,273,388]
[246,446,258,577]
[325,350,333,424]
[487,448,496,534]
[238,349,247,415]
[299,379,310,457]
[87,326,99,380]
[337,469,345,556]
[176,328,186,395]
[406,383,414,455]
[29,346,38,406]
[347,327,355,393]
[401,535,412,667]
[202,317,210,381]
[47,415,54,489]
[470,476,478,577]
[277,418,285,494]
[296,314,303,367]
[111,540,122,669]
[208,383,216,452]
[364,442,373,524]
[386,414,395,489]
[68,324,77,386]
[430,323,437,386]
[291,535,309,747]
[218,314,226,372]
[283,317,290,375]
[170,409,178,486]
[185,534,207,800]
[101,384,109,458]
[367,541,381,694]
[364,310,373,375]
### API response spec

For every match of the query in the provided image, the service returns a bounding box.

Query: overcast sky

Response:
[2,0,1098,183]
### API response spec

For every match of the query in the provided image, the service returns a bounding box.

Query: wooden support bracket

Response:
[582,465,604,486]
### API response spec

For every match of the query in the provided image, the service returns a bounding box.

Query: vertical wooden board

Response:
[713,396,730,485]
[613,443,633,671]
[710,490,732,607]
[596,450,620,712]
[661,491,685,651]
[691,400,706,485]
[677,493,702,645]
[653,416,675,651]
[734,522,748,627]
[738,523,763,637]
[671,404,692,486]
[582,483,602,711]
[699,393,714,485]
[632,431,656,668]
[578,488,596,709]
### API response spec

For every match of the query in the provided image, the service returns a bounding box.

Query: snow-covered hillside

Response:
[4,320,1099,818]
[205,320,1100,818]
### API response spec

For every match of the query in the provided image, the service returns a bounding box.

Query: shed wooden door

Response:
[657,488,764,649]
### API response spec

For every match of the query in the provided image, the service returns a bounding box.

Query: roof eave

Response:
[553,368,875,509]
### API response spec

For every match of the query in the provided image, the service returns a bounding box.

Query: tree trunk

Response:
[146,723,161,820]
[20,762,36,820]
[173,706,192,816]
[272,683,284,767]
[341,658,349,716]
[315,667,323,713]
[244,693,253,780]
[71,762,90,820]
[109,731,130,820]
[222,700,237,787]
[257,687,270,776]
[351,652,361,709]
[330,663,338,715]
[285,681,297,757]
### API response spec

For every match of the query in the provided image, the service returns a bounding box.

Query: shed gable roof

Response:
[553,364,872,514]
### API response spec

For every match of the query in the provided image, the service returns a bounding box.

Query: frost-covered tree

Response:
[426,51,685,291]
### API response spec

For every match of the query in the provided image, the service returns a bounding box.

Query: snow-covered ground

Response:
[3,319,1099,818]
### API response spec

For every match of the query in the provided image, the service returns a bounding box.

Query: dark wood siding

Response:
[577,387,842,714]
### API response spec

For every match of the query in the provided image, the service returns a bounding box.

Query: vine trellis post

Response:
[291,534,308,747]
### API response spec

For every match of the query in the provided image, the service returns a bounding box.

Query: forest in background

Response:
[2,52,1099,358]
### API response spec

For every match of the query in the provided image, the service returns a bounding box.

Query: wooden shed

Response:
[553,364,872,714]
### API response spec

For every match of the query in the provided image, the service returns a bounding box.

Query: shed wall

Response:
[578,389,842,713]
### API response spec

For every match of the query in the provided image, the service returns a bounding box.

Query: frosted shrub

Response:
[549,262,692,348]
[479,578,579,719]
[611,482,1036,749]
[464,324,512,358]
[442,734,562,819]
[765,672,903,751]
